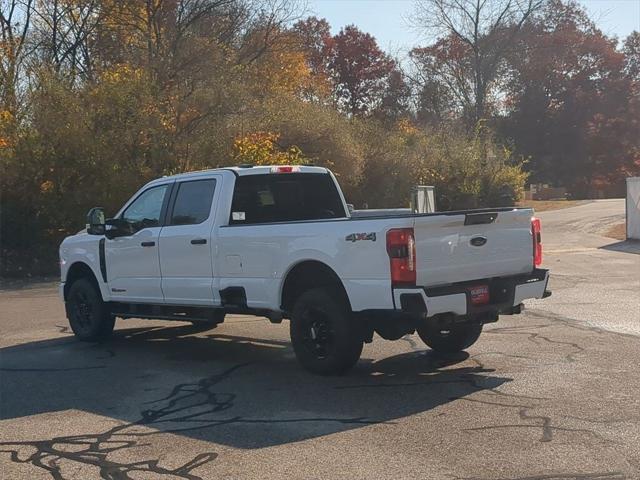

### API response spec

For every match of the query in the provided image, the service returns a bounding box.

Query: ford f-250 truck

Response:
[59,165,550,374]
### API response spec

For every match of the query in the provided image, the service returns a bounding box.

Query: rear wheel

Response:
[416,321,482,355]
[66,278,115,342]
[290,288,363,375]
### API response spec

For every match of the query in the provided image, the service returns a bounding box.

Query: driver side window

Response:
[121,184,168,230]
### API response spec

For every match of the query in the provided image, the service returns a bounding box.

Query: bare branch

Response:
[411,0,547,126]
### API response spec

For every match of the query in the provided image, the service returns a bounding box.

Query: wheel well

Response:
[64,262,99,300]
[281,261,351,314]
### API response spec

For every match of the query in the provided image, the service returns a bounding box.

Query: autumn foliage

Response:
[0,0,638,277]
[232,132,306,166]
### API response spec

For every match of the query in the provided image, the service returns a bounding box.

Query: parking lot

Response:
[1,200,639,480]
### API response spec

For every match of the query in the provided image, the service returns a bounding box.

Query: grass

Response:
[516,199,585,212]
[604,222,627,241]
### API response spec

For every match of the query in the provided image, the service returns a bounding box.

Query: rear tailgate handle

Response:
[191,238,207,245]
[465,212,497,225]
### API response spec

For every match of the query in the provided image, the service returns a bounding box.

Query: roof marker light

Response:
[270,166,300,173]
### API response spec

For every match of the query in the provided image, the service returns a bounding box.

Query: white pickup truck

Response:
[59,165,550,374]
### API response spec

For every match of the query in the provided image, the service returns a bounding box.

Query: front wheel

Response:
[66,278,115,342]
[290,288,363,375]
[416,321,482,355]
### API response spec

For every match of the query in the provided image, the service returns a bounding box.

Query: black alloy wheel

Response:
[66,278,115,342]
[290,288,363,375]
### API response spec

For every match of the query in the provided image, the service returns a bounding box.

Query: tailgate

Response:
[413,209,534,288]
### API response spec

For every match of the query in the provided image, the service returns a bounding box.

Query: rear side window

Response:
[229,173,346,225]
[170,179,216,225]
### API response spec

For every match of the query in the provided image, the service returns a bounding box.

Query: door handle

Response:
[191,238,207,245]
[470,236,487,247]
[141,241,156,247]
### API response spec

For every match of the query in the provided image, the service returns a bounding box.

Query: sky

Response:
[305,0,640,55]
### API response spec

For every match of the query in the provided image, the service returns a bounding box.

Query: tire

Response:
[416,321,482,355]
[289,288,363,375]
[66,278,115,342]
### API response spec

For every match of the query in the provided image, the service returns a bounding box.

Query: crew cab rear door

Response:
[158,176,220,305]
[413,209,535,288]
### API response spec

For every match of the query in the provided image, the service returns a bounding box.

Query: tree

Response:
[292,18,404,118]
[290,16,333,100]
[291,16,332,78]
[413,0,546,127]
[502,0,637,195]
[6,0,626,278]
[410,34,475,124]
[374,68,411,122]
[30,0,102,82]
[329,25,395,116]
[231,131,306,165]
[623,31,640,82]
[0,0,33,118]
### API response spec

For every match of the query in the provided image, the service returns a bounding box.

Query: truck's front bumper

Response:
[393,268,550,318]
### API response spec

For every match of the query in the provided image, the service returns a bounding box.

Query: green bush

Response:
[340,121,528,211]
[410,127,528,211]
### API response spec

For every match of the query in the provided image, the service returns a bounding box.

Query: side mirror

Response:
[86,207,106,235]
[104,217,132,239]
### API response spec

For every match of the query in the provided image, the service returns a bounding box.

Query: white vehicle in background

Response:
[59,165,550,374]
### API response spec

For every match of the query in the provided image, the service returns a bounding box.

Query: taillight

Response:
[386,228,416,286]
[531,217,542,267]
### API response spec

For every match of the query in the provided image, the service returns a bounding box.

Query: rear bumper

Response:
[393,269,550,318]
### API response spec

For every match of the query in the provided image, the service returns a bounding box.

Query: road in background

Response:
[532,199,640,336]
[1,200,639,480]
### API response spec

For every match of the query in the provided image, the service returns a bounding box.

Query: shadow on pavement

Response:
[0,323,509,478]
[599,239,640,255]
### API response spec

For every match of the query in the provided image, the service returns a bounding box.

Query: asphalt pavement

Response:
[1,200,639,480]
[534,199,640,336]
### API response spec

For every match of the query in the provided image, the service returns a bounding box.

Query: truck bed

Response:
[349,207,535,288]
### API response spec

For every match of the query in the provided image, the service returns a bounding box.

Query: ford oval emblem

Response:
[470,236,488,247]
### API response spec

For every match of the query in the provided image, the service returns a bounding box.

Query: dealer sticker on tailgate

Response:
[469,285,490,305]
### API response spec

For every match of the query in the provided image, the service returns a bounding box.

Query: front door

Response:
[159,178,218,306]
[106,183,171,303]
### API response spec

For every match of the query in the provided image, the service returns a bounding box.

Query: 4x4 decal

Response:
[345,232,376,242]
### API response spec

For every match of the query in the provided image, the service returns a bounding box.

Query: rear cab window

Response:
[169,179,217,225]
[229,173,346,225]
